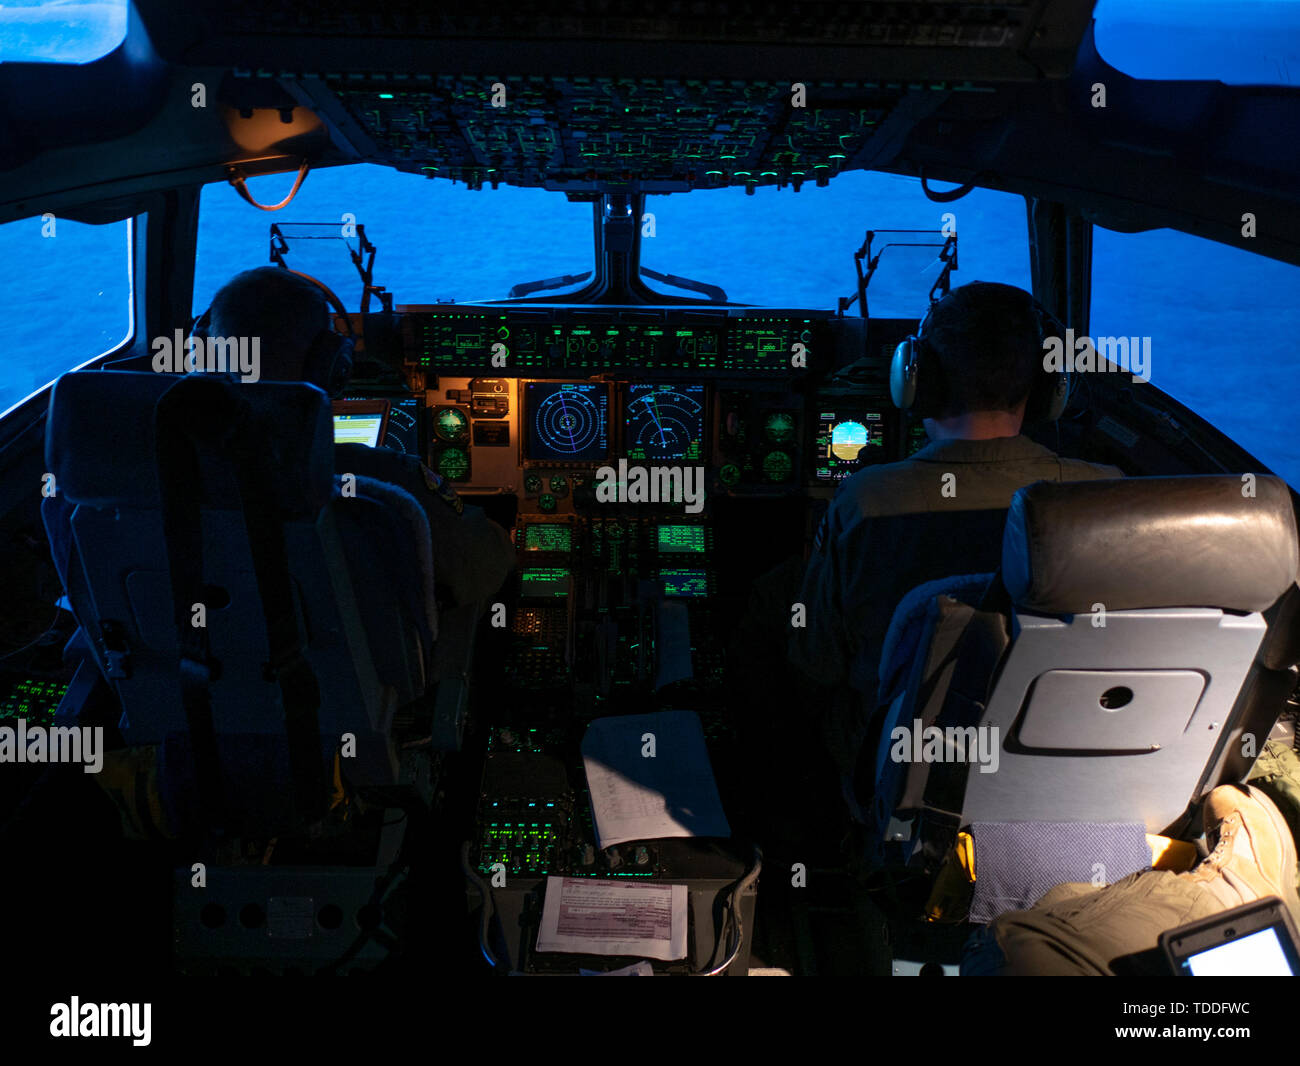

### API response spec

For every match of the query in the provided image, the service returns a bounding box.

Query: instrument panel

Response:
[349,307,921,512]
[404,307,822,375]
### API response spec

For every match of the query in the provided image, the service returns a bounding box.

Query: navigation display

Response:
[525,381,610,462]
[624,383,705,462]
[814,408,886,480]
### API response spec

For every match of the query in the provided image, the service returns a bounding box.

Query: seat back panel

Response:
[963,607,1267,832]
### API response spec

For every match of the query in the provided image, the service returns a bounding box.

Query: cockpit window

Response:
[1091,227,1300,486]
[638,171,1032,313]
[193,165,596,315]
[0,214,132,417]
[0,0,129,65]
[1093,0,1300,86]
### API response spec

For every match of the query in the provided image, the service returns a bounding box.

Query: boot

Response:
[1182,784,1300,921]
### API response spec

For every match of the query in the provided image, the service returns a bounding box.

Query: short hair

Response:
[921,281,1044,418]
[206,267,330,382]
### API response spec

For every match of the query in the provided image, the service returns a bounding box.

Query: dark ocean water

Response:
[2,165,1296,485]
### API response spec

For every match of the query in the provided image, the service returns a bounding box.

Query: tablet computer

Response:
[332,398,391,448]
[1160,897,1300,976]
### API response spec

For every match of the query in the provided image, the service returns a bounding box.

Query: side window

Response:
[1091,227,1300,487]
[0,214,133,415]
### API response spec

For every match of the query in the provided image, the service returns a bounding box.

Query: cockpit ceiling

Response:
[315,77,985,193]
[137,0,1095,80]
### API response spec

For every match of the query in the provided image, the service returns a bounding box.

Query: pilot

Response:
[203,266,516,610]
[787,281,1123,777]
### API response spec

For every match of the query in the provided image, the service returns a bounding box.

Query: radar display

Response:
[625,383,705,462]
[525,382,609,462]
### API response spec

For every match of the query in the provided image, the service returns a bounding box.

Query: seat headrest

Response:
[46,371,334,512]
[1003,475,1299,615]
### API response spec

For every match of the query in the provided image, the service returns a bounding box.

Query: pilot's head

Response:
[918,280,1044,431]
[207,266,351,395]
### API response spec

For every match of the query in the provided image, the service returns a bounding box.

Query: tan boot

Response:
[1182,784,1300,921]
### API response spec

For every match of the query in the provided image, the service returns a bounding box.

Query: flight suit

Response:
[788,434,1120,772]
[963,741,1300,976]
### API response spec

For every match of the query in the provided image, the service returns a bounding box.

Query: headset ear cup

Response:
[303,332,354,396]
[1043,370,1069,421]
[1026,302,1069,424]
[891,337,918,410]
[329,336,354,396]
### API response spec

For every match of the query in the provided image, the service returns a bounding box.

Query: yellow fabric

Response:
[1147,833,1198,872]
[925,832,978,923]
[95,745,170,840]
[956,830,976,880]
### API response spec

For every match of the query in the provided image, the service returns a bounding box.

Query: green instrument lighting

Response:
[656,524,706,554]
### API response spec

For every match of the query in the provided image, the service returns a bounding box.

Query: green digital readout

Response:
[521,567,571,598]
[524,523,573,552]
[659,569,709,598]
[656,524,706,553]
[0,677,68,725]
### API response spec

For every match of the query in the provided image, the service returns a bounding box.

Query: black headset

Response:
[190,274,355,398]
[890,286,1070,425]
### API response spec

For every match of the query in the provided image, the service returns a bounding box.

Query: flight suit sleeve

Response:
[335,444,516,608]
[412,463,517,607]
[788,499,853,687]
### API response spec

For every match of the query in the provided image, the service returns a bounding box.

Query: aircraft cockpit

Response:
[2,0,1300,1026]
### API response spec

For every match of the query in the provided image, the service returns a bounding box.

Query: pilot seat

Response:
[43,369,463,972]
[861,474,1300,932]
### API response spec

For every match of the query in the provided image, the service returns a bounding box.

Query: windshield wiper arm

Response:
[508,270,593,299]
[639,266,727,302]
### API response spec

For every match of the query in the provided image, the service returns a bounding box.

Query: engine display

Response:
[624,383,705,462]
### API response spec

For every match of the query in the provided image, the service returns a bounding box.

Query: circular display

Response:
[549,475,568,496]
[524,473,543,494]
[762,450,793,484]
[831,420,868,461]
[533,388,603,457]
[538,493,557,513]
[719,463,741,487]
[436,447,470,481]
[433,406,470,443]
[764,412,796,444]
[382,408,417,454]
[626,388,704,461]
